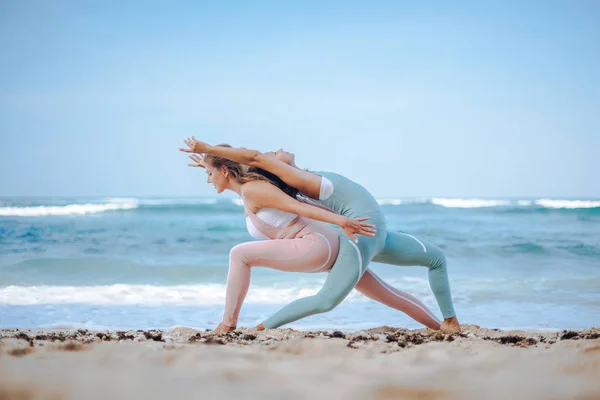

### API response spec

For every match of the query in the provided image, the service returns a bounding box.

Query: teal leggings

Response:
[262,212,455,328]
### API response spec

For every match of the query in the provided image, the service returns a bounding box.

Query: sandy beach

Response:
[1,325,599,400]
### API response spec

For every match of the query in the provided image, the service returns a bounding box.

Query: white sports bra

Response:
[245,176,334,239]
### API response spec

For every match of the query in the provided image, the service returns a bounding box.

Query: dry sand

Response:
[1,325,599,400]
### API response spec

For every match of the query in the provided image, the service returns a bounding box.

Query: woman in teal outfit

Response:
[181,138,461,334]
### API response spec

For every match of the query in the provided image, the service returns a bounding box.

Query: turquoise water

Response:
[1,197,599,331]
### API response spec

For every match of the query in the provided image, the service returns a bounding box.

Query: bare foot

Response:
[255,323,265,331]
[440,317,461,334]
[214,322,236,334]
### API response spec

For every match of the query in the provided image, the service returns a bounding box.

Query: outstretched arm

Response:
[180,137,322,199]
[242,181,375,242]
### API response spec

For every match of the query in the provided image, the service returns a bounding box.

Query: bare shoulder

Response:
[241,180,273,195]
[241,180,281,212]
[240,180,276,203]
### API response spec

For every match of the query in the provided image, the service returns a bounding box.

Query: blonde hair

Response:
[203,144,299,198]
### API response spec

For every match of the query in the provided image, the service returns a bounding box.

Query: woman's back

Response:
[309,171,382,218]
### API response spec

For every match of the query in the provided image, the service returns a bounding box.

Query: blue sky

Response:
[1,1,598,198]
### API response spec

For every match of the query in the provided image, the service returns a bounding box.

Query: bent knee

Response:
[229,244,253,267]
[426,246,446,270]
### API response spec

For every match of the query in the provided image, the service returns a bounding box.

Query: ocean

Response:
[1,196,599,331]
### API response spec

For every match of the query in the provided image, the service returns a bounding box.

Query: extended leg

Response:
[223,234,335,328]
[372,232,459,332]
[355,269,441,329]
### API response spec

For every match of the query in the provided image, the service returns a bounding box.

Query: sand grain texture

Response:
[1,325,599,400]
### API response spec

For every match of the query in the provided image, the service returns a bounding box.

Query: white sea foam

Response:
[377,198,428,205]
[377,198,599,209]
[534,199,600,209]
[0,202,138,217]
[0,284,343,306]
[431,198,511,208]
[3,197,598,217]
[0,278,439,306]
[105,197,140,204]
[517,200,533,206]
[138,198,218,206]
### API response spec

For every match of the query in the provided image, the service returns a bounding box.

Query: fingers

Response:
[356,218,376,227]
[188,163,205,169]
[354,221,376,237]
[179,148,193,153]
[344,218,377,239]
[359,223,376,230]
[356,226,375,236]
[342,227,358,242]
[357,219,376,231]
[357,226,376,234]
[183,137,196,150]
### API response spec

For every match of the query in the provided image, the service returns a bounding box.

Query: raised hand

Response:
[179,136,210,154]
[188,154,206,168]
